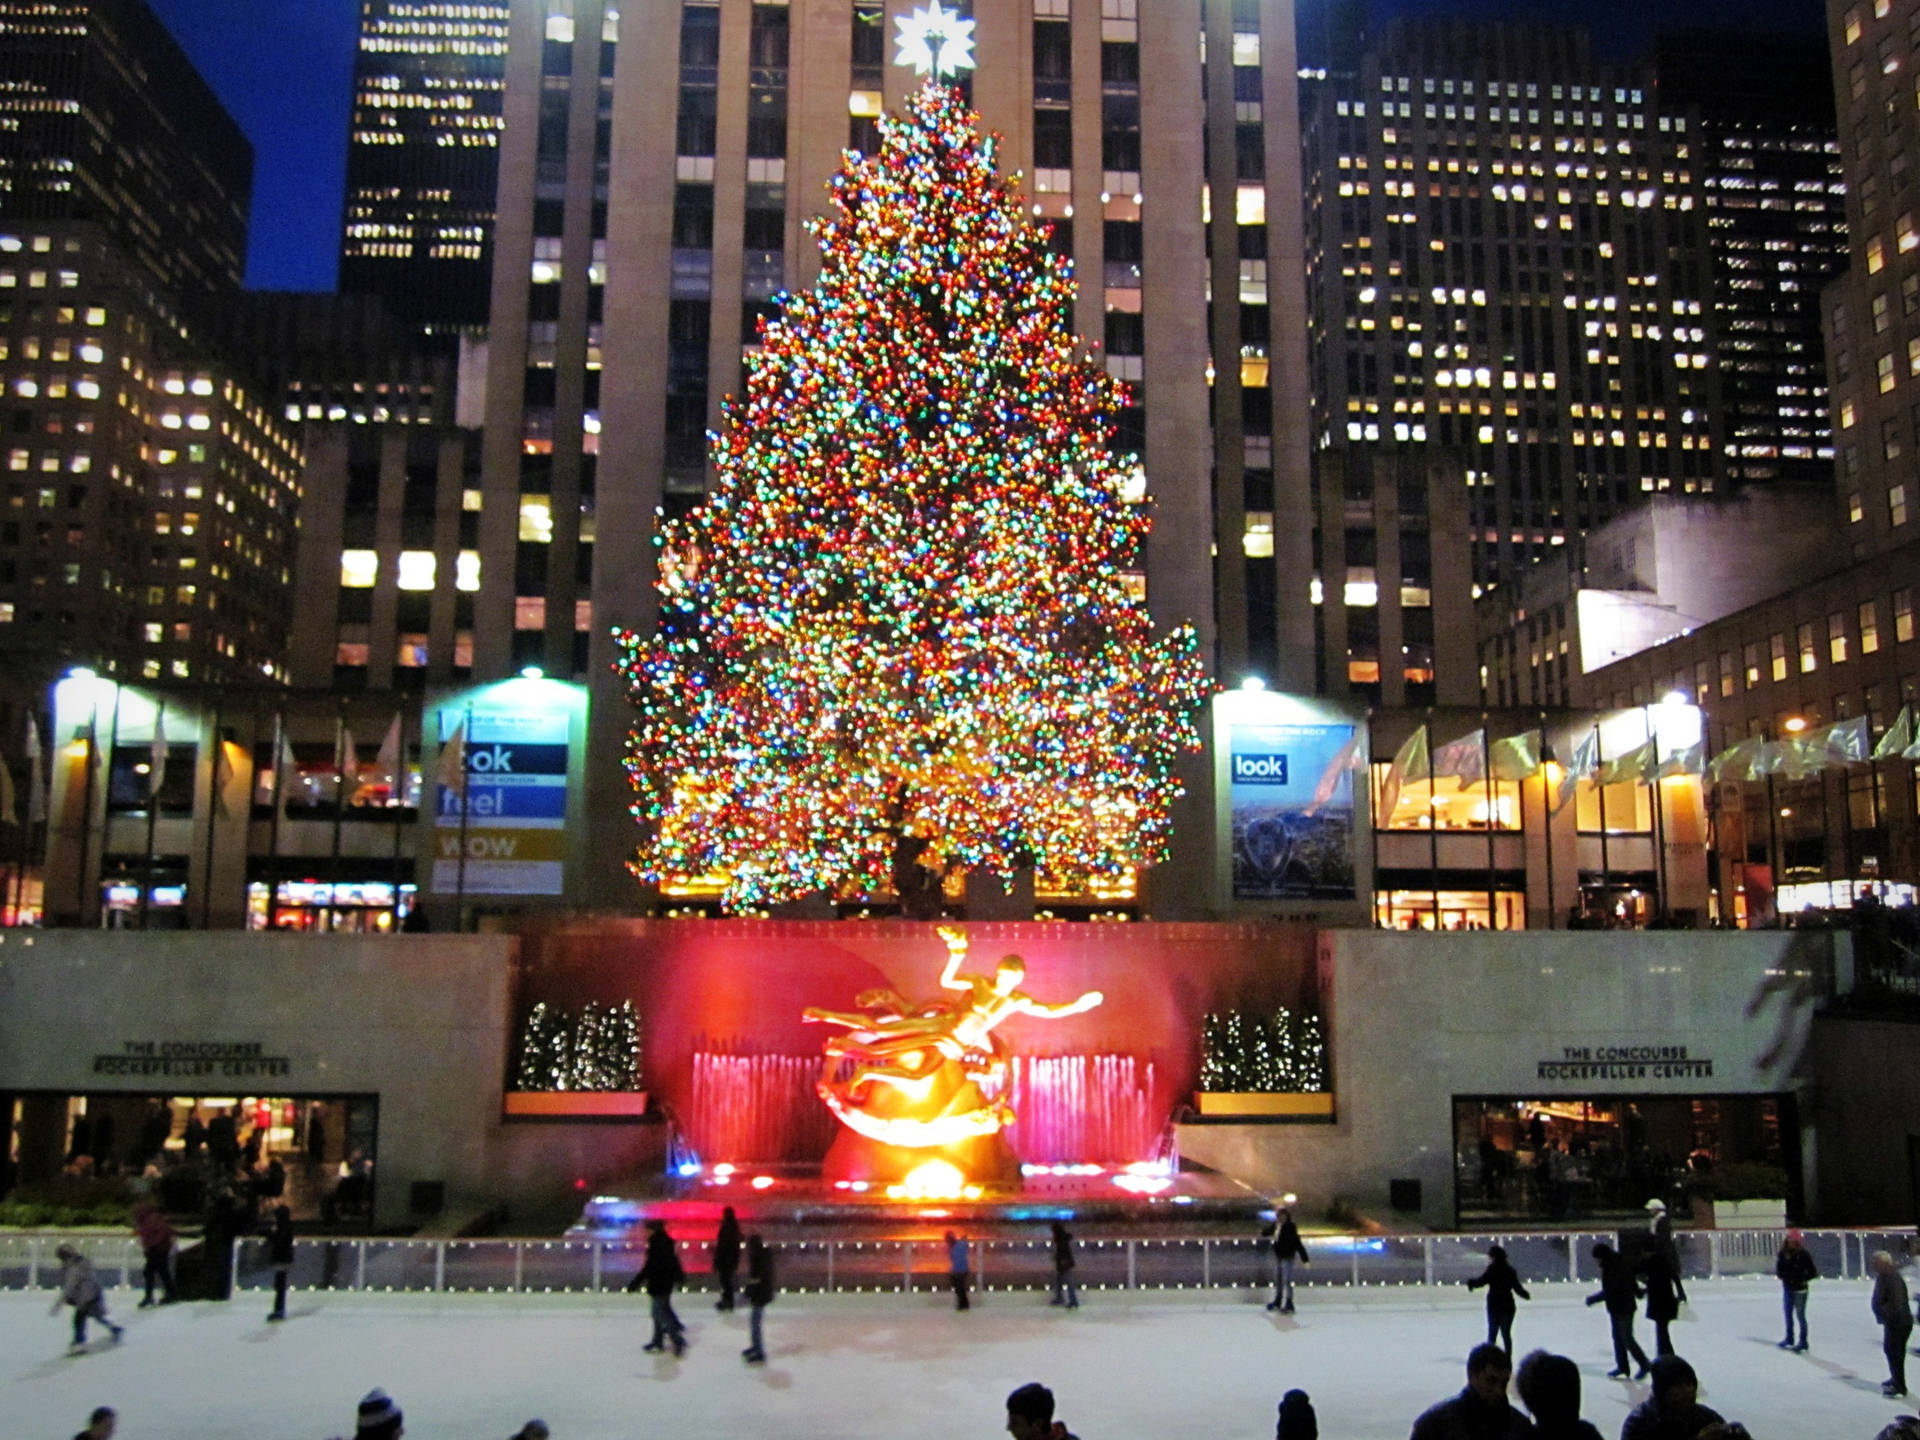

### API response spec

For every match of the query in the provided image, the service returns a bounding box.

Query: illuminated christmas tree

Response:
[617,80,1207,916]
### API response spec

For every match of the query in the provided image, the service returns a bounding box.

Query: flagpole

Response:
[329,702,347,933]
[1540,710,1555,931]
[1427,713,1440,928]
[455,701,473,931]
[1481,717,1497,930]
[390,708,406,932]
[141,696,163,931]
[1765,720,1783,930]
[1592,722,1611,925]
[267,709,286,931]
[1645,706,1667,926]
[201,696,221,931]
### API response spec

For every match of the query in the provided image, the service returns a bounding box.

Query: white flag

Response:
[211,735,235,819]
[435,718,468,800]
[1655,740,1705,780]
[1824,715,1870,765]
[338,725,361,800]
[1554,728,1599,812]
[1488,730,1543,782]
[148,712,168,798]
[375,714,402,787]
[275,729,301,814]
[1377,726,1428,824]
[1874,706,1913,762]
[1595,737,1658,787]
[1431,728,1488,787]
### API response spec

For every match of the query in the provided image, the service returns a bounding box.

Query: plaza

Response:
[1,1277,1904,1438]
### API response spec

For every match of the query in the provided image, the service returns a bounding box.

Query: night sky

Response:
[146,0,1830,294]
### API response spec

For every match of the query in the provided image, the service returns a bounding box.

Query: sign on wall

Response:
[431,680,586,897]
[1213,692,1368,908]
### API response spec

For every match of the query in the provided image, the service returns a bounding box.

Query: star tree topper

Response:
[895,1,976,79]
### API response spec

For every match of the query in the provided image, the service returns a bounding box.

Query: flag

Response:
[1488,730,1543,782]
[1377,726,1428,824]
[1554,728,1599,812]
[1595,737,1657,787]
[1709,735,1762,784]
[211,735,235,818]
[1874,706,1913,761]
[337,724,361,800]
[0,751,15,826]
[435,717,468,800]
[1824,715,1870,765]
[1656,740,1705,779]
[375,714,402,788]
[23,714,41,824]
[1304,728,1362,817]
[148,712,168,798]
[1431,728,1487,787]
[1751,740,1786,778]
[274,728,300,814]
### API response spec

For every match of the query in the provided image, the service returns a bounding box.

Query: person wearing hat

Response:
[1645,1198,1687,1305]
[1873,1250,1913,1396]
[50,1243,123,1351]
[1774,1228,1818,1351]
[331,1388,403,1440]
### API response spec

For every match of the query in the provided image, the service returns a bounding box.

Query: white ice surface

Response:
[1,1278,1905,1439]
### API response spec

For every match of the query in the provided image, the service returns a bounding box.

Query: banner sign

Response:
[433,689,579,896]
[1228,720,1359,901]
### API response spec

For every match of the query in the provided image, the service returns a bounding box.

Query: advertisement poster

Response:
[433,692,575,896]
[1228,720,1359,901]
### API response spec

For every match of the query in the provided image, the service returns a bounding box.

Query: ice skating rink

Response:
[1,1278,1905,1438]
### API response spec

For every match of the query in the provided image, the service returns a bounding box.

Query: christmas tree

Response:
[617,81,1208,916]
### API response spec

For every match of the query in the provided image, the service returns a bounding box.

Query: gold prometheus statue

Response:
[803,925,1104,1150]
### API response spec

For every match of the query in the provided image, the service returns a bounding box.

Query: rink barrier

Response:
[0,1227,1904,1298]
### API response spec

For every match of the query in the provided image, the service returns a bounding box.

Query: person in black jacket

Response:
[265,1204,295,1322]
[1408,1343,1536,1440]
[1619,1356,1726,1440]
[1466,1244,1531,1355]
[742,1233,774,1363]
[713,1206,742,1312]
[1586,1242,1651,1379]
[1774,1228,1817,1350]
[1049,1221,1078,1309]
[630,1220,688,1356]
[1640,1246,1681,1358]
[1513,1349,1602,1440]
[1267,1207,1309,1314]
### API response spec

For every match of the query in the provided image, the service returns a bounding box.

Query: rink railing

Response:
[0,1227,1906,1298]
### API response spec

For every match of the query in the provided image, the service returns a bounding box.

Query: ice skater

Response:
[1266,1206,1309,1313]
[1049,1221,1078,1308]
[742,1233,774,1363]
[1645,1197,1686,1304]
[133,1202,173,1306]
[713,1205,742,1311]
[265,1203,295,1321]
[51,1244,122,1352]
[1640,1243,1681,1358]
[1465,1243,1530,1354]
[632,1220,689,1355]
[1873,1249,1912,1396]
[1585,1242,1650,1380]
[945,1229,971,1310]
[1774,1228,1817,1351]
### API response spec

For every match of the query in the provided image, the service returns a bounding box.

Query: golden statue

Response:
[803,926,1103,1154]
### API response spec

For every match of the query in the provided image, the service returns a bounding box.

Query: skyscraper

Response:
[340,0,512,333]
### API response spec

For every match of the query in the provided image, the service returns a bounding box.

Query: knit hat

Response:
[1786,1228,1804,1244]
[1644,1197,1667,1212]
[355,1389,403,1436]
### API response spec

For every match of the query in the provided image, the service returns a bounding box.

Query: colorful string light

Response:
[616,82,1208,913]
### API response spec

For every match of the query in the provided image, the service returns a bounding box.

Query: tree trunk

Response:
[890,831,948,921]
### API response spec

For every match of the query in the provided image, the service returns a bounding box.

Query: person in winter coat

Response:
[1645,1198,1687,1305]
[1466,1243,1531,1354]
[74,1404,116,1440]
[742,1232,774,1363]
[1049,1221,1078,1309]
[50,1244,123,1351]
[1267,1207,1310,1313]
[132,1202,173,1307]
[1873,1249,1913,1396]
[1774,1228,1817,1351]
[631,1221,688,1355]
[1408,1342,1536,1440]
[1513,1350,1602,1440]
[265,1204,295,1321]
[328,1387,404,1440]
[712,1206,742,1312]
[1619,1356,1727,1440]
[1275,1388,1318,1440]
[1585,1242,1650,1379]
[946,1230,970,1311]
[1639,1246,1682,1358]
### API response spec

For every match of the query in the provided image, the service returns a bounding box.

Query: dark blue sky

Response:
[147,0,1829,294]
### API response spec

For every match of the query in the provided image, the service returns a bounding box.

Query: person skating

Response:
[1585,1242,1650,1380]
[1619,1356,1727,1440]
[1873,1249,1913,1396]
[51,1244,123,1352]
[947,1229,971,1310]
[631,1220,689,1355]
[1512,1350,1601,1440]
[713,1205,742,1311]
[1466,1243,1530,1354]
[1275,1388,1318,1440]
[1774,1228,1817,1351]
[265,1203,295,1321]
[742,1232,774,1362]
[1267,1206,1309,1313]
[132,1201,173,1306]
[1408,1342,1536,1440]
[1639,1245,1681,1359]
[1645,1197,1686,1305]
[328,1388,404,1440]
[1049,1221,1078,1309]
[73,1405,116,1440]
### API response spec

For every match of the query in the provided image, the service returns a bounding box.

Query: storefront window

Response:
[1371,766,1522,832]
[1375,889,1525,931]
[247,881,417,932]
[1573,775,1652,833]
